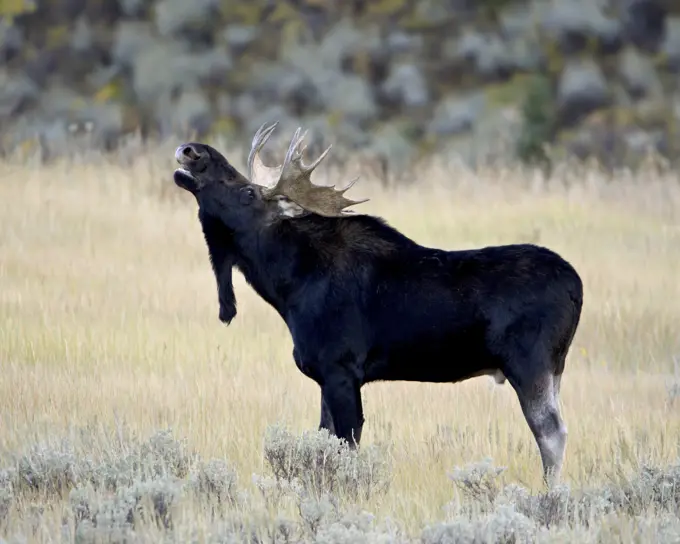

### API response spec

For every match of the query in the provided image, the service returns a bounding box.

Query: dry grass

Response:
[1,142,679,541]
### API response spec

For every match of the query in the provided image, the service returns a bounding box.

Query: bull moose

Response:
[172,122,583,487]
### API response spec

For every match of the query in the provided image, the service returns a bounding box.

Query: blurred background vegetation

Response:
[1,0,679,174]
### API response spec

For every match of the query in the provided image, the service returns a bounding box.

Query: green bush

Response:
[0,0,36,20]
[515,74,557,169]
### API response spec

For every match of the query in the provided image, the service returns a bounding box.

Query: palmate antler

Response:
[247,122,369,217]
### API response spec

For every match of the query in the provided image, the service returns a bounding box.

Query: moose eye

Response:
[239,186,256,205]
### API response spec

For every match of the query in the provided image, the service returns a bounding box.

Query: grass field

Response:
[1,143,679,542]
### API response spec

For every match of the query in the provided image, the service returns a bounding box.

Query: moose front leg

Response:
[293,347,364,446]
[321,372,365,447]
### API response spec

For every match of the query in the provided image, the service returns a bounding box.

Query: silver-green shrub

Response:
[261,425,393,502]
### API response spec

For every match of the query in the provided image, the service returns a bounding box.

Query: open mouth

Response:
[174,144,197,189]
[173,168,197,190]
[173,144,207,191]
[174,167,194,179]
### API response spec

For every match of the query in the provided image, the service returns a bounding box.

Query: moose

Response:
[172,123,583,487]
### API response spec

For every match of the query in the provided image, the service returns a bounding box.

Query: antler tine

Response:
[268,127,309,196]
[248,122,276,171]
[248,122,281,188]
[304,143,332,173]
[340,176,360,193]
[278,128,331,182]
[282,128,306,171]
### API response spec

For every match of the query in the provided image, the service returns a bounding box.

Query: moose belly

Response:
[363,322,498,384]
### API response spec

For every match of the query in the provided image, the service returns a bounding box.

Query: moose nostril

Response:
[175,143,201,163]
[182,146,197,159]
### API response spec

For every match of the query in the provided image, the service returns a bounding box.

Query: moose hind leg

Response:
[319,392,336,435]
[510,372,567,488]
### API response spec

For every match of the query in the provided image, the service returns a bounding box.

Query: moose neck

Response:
[230,222,301,319]
[200,207,421,325]
[199,210,329,323]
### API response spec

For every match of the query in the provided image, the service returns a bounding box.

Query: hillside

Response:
[1,0,679,172]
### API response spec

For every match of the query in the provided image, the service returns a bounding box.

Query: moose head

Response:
[173,123,369,229]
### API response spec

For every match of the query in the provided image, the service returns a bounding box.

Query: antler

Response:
[247,122,369,217]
